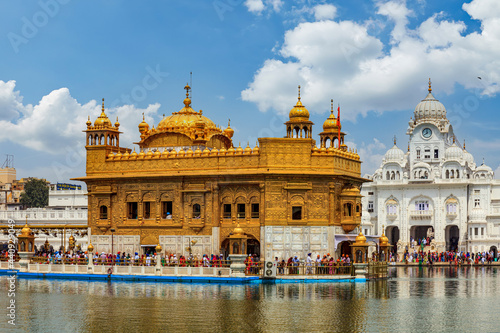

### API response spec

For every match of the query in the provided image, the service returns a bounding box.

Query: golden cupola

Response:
[94,98,112,128]
[289,85,310,120]
[319,99,345,149]
[285,85,314,139]
[223,119,234,139]
[137,83,233,150]
[322,100,340,132]
[138,114,149,134]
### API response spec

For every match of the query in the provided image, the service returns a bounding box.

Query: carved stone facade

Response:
[74,85,365,259]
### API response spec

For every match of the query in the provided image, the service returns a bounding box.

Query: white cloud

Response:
[242,0,500,122]
[313,4,337,21]
[244,0,283,14]
[245,0,265,14]
[0,81,160,155]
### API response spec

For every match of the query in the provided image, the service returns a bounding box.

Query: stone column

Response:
[229,254,247,277]
[18,252,34,272]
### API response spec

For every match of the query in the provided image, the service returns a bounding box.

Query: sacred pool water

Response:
[1,267,499,332]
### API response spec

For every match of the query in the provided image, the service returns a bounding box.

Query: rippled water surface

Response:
[1,267,499,332]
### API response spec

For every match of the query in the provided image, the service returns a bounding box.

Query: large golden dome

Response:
[137,84,233,150]
[157,85,217,131]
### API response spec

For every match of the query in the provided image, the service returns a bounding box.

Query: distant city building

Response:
[361,80,500,256]
[0,173,88,251]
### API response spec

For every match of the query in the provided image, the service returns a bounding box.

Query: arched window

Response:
[456,170,460,178]
[386,171,390,180]
[396,171,400,180]
[193,204,201,218]
[450,170,454,179]
[344,203,352,217]
[391,171,395,180]
[445,170,449,179]
[99,205,108,219]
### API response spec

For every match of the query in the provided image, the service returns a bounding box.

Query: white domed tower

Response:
[407,79,456,178]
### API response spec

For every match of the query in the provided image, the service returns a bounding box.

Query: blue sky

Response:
[1,0,500,184]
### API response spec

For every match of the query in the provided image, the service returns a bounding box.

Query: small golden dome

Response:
[138,113,149,134]
[155,243,162,253]
[235,143,243,155]
[243,142,252,154]
[210,147,219,156]
[123,151,130,159]
[323,100,340,131]
[145,149,153,159]
[86,116,92,127]
[107,152,115,160]
[178,148,186,157]
[186,147,194,157]
[94,98,112,127]
[233,223,244,235]
[289,85,310,120]
[227,145,235,155]
[138,150,146,159]
[168,149,177,158]
[115,116,120,128]
[194,147,202,157]
[312,146,319,153]
[380,232,389,246]
[320,146,327,153]
[115,151,122,160]
[223,119,234,139]
[252,141,259,154]
[202,147,210,156]
[87,242,94,253]
[355,231,367,244]
[161,149,169,158]
[153,149,161,159]
[20,223,31,237]
[219,147,227,155]
[130,149,138,159]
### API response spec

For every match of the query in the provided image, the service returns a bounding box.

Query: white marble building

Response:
[361,82,500,256]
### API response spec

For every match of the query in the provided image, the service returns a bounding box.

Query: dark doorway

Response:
[388,226,400,253]
[490,246,498,257]
[247,238,260,258]
[446,225,459,251]
[340,241,352,258]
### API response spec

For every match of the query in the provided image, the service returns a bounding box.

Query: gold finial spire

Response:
[228,119,231,127]
[142,112,145,120]
[102,98,105,112]
[393,135,396,146]
[463,139,466,150]
[298,85,301,101]
[453,136,456,143]
[428,78,432,93]
[184,83,190,98]
[408,143,410,151]
[330,99,334,114]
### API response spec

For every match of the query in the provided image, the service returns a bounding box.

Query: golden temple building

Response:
[74,84,365,260]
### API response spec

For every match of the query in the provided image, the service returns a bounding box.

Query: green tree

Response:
[20,178,49,208]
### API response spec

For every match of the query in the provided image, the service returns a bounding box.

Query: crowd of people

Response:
[399,250,498,265]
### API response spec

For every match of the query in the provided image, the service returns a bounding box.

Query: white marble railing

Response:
[22,263,231,276]
[0,208,87,224]
[409,209,433,219]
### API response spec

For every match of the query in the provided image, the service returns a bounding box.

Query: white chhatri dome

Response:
[384,144,405,162]
[414,80,447,124]
[445,142,463,161]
